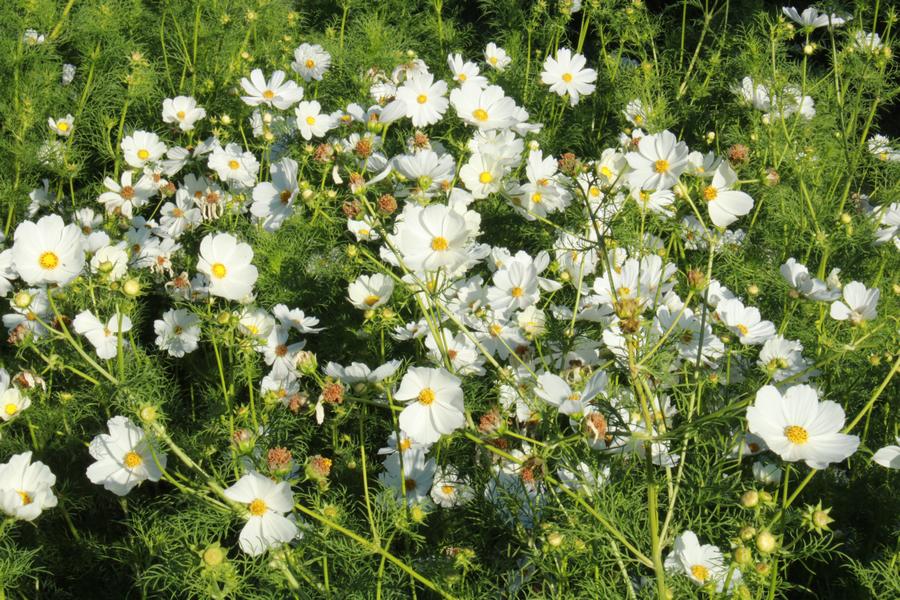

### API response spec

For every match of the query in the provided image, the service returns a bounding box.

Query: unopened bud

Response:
[756,530,777,553]
[123,278,141,297]
[741,489,759,508]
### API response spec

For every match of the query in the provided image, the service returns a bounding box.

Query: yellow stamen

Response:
[249,498,267,516]
[654,159,669,173]
[39,251,59,270]
[211,263,227,279]
[784,425,809,445]
[431,236,449,251]
[472,108,489,122]
[417,388,436,405]
[123,451,143,469]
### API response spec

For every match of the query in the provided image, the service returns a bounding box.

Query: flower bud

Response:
[740,525,756,541]
[547,531,564,547]
[734,546,753,566]
[202,543,227,568]
[123,278,141,297]
[741,489,759,508]
[13,291,32,309]
[756,530,777,553]
[139,405,159,423]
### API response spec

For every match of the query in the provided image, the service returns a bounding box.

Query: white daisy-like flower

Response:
[162,96,206,131]
[240,69,304,110]
[484,42,511,70]
[72,310,133,359]
[97,170,156,219]
[90,243,129,281]
[664,530,739,592]
[61,63,76,85]
[48,114,74,137]
[746,384,859,469]
[540,48,597,106]
[829,281,879,325]
[250,157,299,232]
[291,43,332,82]
[86,416,166,496]
[0,451,57,521]
[700,162,754,228]
[447,53,487,88]
[294,100,335,140]
[378,448,437,505]
[450,83,520,130]
[121,130,167,169]
[391,203,471,273]
[395,366,465,444]
[197,232,258,302]
[715,298,775,345]
[625,129,689,190]
[782,6,849,29]
[535,369,607,417]
[222,471,298,556]
[11,214,85,286]
[395,73,449,128]
[0,378,30,422]
[207,142,259,189]
[154,308,201,357]
[348,273,394,310]
[430,465,474,508]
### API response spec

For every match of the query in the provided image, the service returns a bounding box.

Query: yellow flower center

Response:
[562,72,573,82]
[262,89,275,99]
[228,159,240,170]
[472,108,489,122]
[441,485,454,495]
[634,115,644,125]
[703,186,718,201]
[399,438,412,451]
[458,73,467,82]
[176,111,186,120]
[489,57,498,65]
[737,324,749,335]
[137,149,150,160]
[123,451,143,469]
[39,251,60,270]
[4,403,19,416]
[654,159,669,173]
[617,286,631,297]
[511,286,524,298]
[416,94,428,104]
[17,490,32,506]
[589,186,601,197]
[431,236,449,251]
[478,171,493,184]
[489,323,503,337]
[600,166,613,179]
[531,193,542,203]
[211,263,227,279]
[690,564,709,582]
[306,115,316,125]
[417,388,436,405]
[58,121,70,131]
[784,425,809,445]
[364,294,380,307]
[305,59,315,69]
[249,498,267,516]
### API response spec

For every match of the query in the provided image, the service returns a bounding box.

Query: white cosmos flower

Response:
[430,465,474,508]
[535,369,607,416]
[715,298,776,345]
[348,273,394,310]
[746,384,859,469]
[540,48,597,106]
[197,232,258,301]
[664,531,739,592]
[379,448,437,505]
[223,471,298,556]
[829,281,879,325]
[395,73,449,127]
[459,152,507,198]
[484,42,511,70]
[250,157,299,232]
[86,416,166,496]
[782,6,849,29]
[872,437,900,469]
[395,366,465,444]
[291,43,331,82]
[98,170,156,218]
[325,360,401,385]
[447,53,487,88]
[121,130,167,169]
[48,114,74,136]
[162,96,206,131]
[11,214,85,286]
[392,203,471,273]
[294,100,335,140]
[701,162,754,228]
[450,83,519,130]
[1,382,30,422]
[625,130,689,190]
[154,308,201,357]
[780,258,841,301]
[72,310,133,359]
[0,451,57,521]
[208,142,259,188]
[240,69,304,110]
